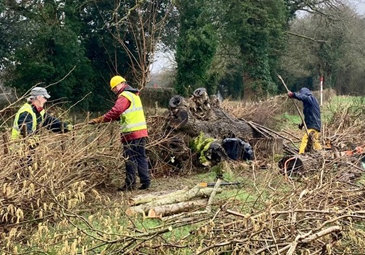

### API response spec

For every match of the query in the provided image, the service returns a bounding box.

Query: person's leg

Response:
[312,129,322,151]
[299,132,308,154]
[122,142,138,188]
[134,138,150,189]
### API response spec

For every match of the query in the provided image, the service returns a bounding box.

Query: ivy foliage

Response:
[173,0,288,99]
[216,0,288,98]
[174,0,218,96]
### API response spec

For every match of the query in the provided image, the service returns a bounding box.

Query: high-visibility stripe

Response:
[120,121,147,131]
[124,106,143,114]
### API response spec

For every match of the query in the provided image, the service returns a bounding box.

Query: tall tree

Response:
[217,0,288,99]
[0,0,173,110]
[1,0,95,109]
[174,0,218,96]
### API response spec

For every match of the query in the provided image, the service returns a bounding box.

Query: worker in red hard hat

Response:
[89,75,150,191]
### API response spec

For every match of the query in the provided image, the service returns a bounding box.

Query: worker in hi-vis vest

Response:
[12,87,72,150]
[89,76,150,191]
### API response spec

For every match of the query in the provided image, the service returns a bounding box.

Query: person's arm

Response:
[103,96,131,122]
[42,113,68,132]
[17,112,34,137]
[293,92,310,102]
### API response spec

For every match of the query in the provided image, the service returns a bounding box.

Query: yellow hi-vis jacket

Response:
[11,103,45,140]
[119,91,147,134]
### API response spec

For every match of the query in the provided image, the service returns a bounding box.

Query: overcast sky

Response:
[350,0,365,14]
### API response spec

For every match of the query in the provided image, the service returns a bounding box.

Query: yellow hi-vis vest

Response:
[119,91,147,134]
[11,103,45,140]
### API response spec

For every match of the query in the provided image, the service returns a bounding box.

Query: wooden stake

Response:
[3,133,9,155]
[277,75,309,136]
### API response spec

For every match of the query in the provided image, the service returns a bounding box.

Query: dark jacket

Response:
[293,87,321,131]
[18,105,68,136]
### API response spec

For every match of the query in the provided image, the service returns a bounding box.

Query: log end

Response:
[147,209,162,219]
[169,109,189,129]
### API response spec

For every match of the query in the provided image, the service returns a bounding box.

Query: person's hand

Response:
[88,116,104,124]
[288,91,294,98]
[65,124,73,132]
[27,137,39,149]
[298,122,304,130]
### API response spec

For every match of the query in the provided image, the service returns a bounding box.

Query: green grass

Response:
[282,112,301,124]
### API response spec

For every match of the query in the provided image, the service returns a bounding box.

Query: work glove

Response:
[288,91,294,98]
[26,136,40,149]
[88,116,104,124]
[298,122,304,130]
[65,124,73,132]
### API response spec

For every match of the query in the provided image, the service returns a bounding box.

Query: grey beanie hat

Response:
[30,87,51,99]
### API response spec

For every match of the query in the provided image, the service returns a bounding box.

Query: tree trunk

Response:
[167,88,257,141]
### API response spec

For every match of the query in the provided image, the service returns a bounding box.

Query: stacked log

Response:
[126,183,223,218]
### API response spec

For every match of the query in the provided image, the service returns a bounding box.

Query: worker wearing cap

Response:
[288,87,322,154]
[11,87,72,148]
[89,76,150,191]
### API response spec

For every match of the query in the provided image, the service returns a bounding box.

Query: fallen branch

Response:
[206,179,222,213]
[280,225,342,255]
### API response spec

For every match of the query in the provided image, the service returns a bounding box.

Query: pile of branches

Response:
[0,121,124,249]
[52,168,365,254]
[191,180,365,254]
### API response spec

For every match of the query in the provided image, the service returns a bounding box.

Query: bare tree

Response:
[282,2,365,94]
[108,0,174,88]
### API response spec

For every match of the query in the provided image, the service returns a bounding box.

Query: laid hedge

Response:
[140,87,175,109]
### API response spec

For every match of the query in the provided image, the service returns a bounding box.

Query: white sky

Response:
[351,0,365,14]
[150,50,175,74]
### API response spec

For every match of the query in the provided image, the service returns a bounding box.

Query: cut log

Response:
[126,185,222,216]
[129,187,189,206]
[147,199,207,218]
[205,178,221,213]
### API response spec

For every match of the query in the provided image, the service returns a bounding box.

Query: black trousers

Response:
[123,137,150,186]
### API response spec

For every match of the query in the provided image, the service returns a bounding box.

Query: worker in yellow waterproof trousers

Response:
[288,87,322,154]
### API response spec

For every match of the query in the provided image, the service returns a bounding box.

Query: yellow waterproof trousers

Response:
[299,129,322,154]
